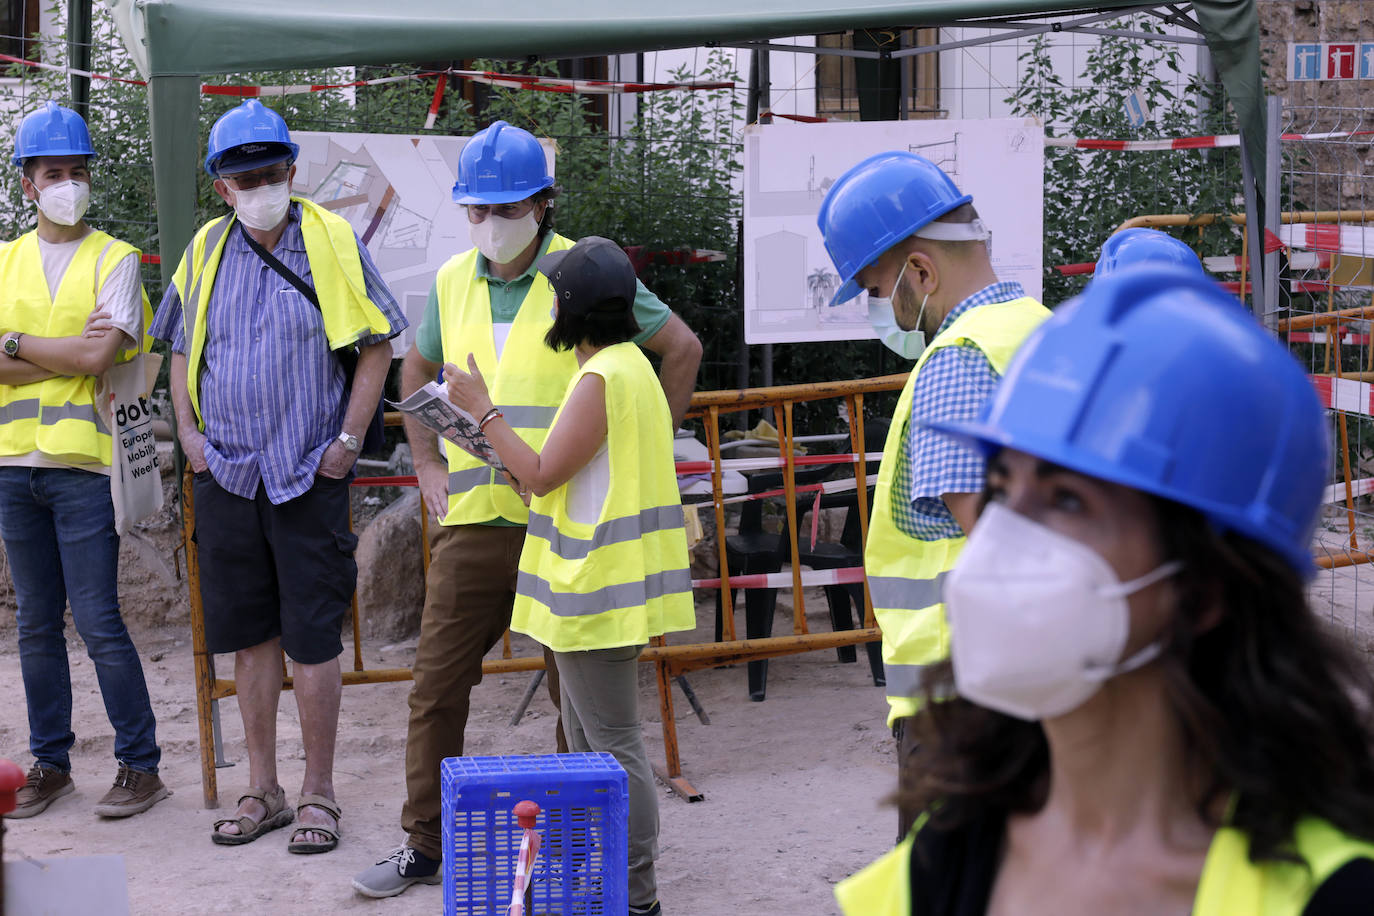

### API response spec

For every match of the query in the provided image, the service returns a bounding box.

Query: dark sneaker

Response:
[93,765,169,818]
[10,765,75,819]
[352,846,442,898]
[629,902,662,916]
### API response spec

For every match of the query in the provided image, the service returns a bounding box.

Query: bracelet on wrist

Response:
[478,408,503,432]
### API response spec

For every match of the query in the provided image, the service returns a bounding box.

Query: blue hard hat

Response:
[13,101,96,167]
[1095,227,1205,277]
[932,265,1329,578]
[817,151,972,306]
[204,100,299,176]
[452,120,553,205]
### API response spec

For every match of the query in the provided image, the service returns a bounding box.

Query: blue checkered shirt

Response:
[150,203,407,504]
[890,280,1026,540]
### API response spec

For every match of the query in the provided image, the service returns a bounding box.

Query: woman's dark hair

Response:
[544,299,640,352]
[902,496,1374,864]
[535,185,562,236]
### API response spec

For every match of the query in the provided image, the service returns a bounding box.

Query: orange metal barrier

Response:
[188,377,908,807]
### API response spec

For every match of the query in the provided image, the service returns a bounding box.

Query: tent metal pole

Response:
[66,0,92,118]
[1262,95,1282,330]
[718,41,880,60]
[1238,123,1264,316]
[899,29,910,120]
[755,50,773,390]
[148,76,201,293]
[148,75,201,504]
[890,8,1143,58]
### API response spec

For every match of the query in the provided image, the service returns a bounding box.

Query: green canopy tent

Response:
[103,0,1262,295]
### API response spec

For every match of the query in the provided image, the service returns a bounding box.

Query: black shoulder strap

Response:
[237,221,320,310]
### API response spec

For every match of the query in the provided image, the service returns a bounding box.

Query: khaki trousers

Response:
[554,644,659,908]
[401,523,565,859]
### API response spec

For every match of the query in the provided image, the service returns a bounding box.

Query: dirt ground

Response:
[0,591,896,915]
[3,501,1372,915]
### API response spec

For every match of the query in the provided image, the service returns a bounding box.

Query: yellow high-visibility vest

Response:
[433,233,577,526]
[865,296,1050,724]
[0,230,151,466]
[836,815,1374,915]
[171,197,391,428]
[511,342,694,652]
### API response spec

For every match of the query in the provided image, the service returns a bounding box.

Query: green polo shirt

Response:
[414,233,672,363]
[415,233,674,526]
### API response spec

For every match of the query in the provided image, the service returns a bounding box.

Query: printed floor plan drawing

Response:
[293,131,556,353]
[743,118,1043,345]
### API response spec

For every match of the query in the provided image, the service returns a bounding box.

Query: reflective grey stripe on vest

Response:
[0,400,40,424]
[498,405,558,429]
[42,402,108,434]
[180,218,233,348]
[526,505,685,561]
[447,466,493,495]
[884,663,926,698]
[517,567,693,617]
[0,399,106,434]
[867,572,948,612]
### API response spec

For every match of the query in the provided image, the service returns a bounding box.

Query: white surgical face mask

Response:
[36,179,90,227]
[231,180,292,231]
[945,503,1181,721]
[469,210,540,265]
[867,258,927,360]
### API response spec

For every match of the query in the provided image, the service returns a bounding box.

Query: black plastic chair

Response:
[795,490,884,687]
[714,462,836,701]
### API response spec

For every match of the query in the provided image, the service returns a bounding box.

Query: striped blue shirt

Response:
[150,204,407,504]
[891,280,1026,541]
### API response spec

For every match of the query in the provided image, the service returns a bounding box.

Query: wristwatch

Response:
[3,333,22,358]
[336,431,361,453]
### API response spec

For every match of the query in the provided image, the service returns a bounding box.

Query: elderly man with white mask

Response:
[152,98,407,855]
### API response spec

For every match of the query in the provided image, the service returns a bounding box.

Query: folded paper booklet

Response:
[389,381,509,474]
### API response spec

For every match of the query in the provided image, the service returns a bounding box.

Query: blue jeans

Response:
[0,467,160,774]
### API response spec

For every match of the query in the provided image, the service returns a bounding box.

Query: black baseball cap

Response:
[216,142,294,176]
[537,236,637,318]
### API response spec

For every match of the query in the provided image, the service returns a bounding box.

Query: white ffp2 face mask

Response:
[469,210,540,265]
[231,180,292,231]
[867,258,926,360]
[36,180,91,226]
[945,503,1181,721]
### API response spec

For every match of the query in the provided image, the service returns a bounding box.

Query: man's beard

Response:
[894,285,934,337]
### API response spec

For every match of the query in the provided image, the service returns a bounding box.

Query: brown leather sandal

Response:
[211,786,294,846]
[287,793,341,855]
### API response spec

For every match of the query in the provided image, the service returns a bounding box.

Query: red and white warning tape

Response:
[0,53,732,97]
[714,473,878,506]
[1046,129,1374,151]
[201,72,434,97]
[675,452,883,476]
[454,70,732,94]
[1324,477,1374,504]
[1203,252,1332,272]
[693,565,865,591]
[1280,224,1374,257]
[1289,330,1370,346]
[1312,375,1374,417]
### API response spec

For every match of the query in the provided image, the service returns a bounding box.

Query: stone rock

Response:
[355,489,426,641]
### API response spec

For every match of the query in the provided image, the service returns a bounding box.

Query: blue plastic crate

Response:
[441,752,628,916]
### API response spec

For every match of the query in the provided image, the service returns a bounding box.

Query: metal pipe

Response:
[1239,125,1264,312]
[889,9,1142,59]
[1263,96,1283,330]
[717,41,880,61]
[1114,210,1374,234]
[66,0,92,119]
[687,373,908,412]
